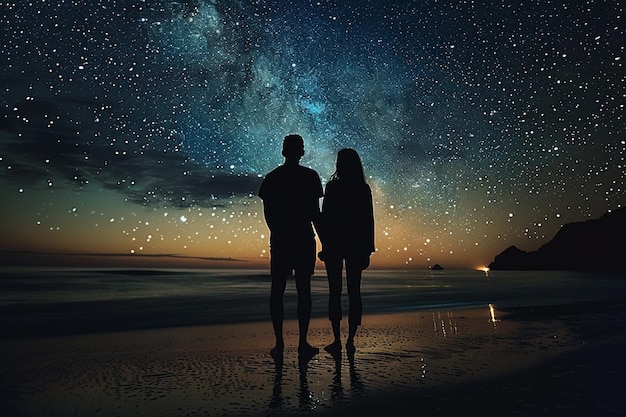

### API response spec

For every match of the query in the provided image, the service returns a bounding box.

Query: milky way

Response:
[1,1,624,268]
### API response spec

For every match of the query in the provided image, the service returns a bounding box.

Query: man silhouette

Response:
[258,134,323,359]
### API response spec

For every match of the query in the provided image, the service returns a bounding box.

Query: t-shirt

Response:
[258,163,323,241]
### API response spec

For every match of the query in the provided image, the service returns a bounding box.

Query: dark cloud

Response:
[0,96,261,208]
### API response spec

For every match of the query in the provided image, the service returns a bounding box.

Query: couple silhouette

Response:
[258,134,375,361]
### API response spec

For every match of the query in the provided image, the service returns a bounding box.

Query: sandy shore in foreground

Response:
[1,304,625,417]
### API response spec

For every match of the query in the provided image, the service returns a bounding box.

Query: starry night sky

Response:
[1,0,624,269]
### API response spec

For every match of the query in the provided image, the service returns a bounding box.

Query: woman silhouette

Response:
[319,148,375,354]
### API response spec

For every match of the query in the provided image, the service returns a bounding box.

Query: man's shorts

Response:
[270,235,316,277]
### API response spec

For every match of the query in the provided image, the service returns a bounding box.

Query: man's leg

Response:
[270,274,287,354]
[295,272,318,356]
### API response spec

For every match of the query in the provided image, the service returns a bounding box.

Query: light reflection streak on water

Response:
[489,303,498,327]
[432,310,459,338]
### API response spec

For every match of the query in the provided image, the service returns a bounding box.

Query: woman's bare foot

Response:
[346,339,356,355]
[324,340,342,354]
[298,342,319,360]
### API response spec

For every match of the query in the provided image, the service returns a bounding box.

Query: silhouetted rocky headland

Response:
[489,208,626,271]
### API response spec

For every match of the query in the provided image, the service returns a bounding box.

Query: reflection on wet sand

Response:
[432,310,460,337]
[269,352,283,412]
[297,353,320,412]
[327,347,365,407]
[3,306,624,417]
[269,345,366,415]
[328,349,343,404]
[347,349,364,396]
[489,303,498,326]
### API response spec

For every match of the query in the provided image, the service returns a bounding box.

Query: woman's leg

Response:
[324,257,343,351]
[345,258,363,351]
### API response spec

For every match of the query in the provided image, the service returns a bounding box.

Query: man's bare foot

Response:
[270,344,284,361]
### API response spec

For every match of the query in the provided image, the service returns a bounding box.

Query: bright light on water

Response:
[489,303,498,325]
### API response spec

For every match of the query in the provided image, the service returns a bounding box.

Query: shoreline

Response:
[2,303,625,416]
[3,268,625,342]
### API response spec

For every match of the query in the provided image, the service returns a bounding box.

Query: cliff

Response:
[488,208,626,271]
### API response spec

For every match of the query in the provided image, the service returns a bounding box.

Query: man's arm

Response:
[311,173,324,242]
[262,201,274,231]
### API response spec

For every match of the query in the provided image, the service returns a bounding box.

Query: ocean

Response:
[1,267,625,339]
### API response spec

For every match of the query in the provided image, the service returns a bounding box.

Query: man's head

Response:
[282,134,305,160]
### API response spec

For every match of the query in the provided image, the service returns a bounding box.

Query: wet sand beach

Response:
[1,302,625,417]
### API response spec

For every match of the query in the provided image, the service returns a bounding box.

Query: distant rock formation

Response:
[488,207,626,271]
[431,264,444,271]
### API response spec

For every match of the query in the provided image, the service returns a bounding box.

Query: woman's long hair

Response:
[330,148,366,184]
